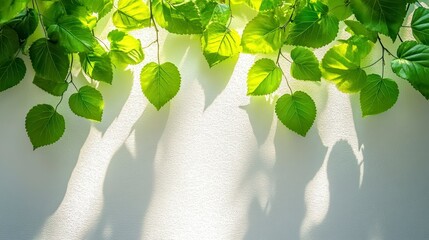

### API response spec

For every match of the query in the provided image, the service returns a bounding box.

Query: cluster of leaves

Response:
[0,0,428,149]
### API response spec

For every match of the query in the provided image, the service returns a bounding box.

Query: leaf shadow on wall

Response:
[163,34,237,111]
[86,105,170,240]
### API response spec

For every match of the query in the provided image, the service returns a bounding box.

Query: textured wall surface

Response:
[1,12,429,240]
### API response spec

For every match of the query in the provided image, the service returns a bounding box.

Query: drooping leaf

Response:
[344,20,378,43]
[33,75,69,96]
[275,91,317,137]
[47,15,95,53]
[391,41,429,99]
[113,0,151,30]
[69,86,104,121]
[241,11,285,54]
[199,1,231,28]
[290,47,321,81]
[0,26,19,63]
[411,7,429,45]
[29,38,69,82]
[201,23,240,67]
[360,74,399,116]
[108,30,144,66]
[152,0,203,34]
[6,8,39,40]
[0,58,26,92]
[247,58,282,96]
[140,62,181,110]
[287,1,339,48]
[0,0,28,24]
[321,42,368,93]
[25,104,66,150]
[350,0,407,40]
[79,43,113,84]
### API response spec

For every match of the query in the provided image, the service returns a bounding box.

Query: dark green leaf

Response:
[411,7,429,45]
[6,8,39,40]
[25,104,65,149]
[0,26,19,64]
[247,58,282,96]
[69,86,104,121]
[344,20,378,43]
[0,57,26,92]
[0,0,28,24]
[29,38,70,82]
[391,41,429,99]
[360,74,399,116]
[33,75,68,96]
[201,23,240,67]
[275,91,317,137]
[140,62,181,110]
[290,47,321,81]
[113,0,151,30]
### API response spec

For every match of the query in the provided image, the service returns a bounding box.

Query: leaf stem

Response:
[377,36,396,58]
[277,49,293,94]
[55,95,64,111]
[32,0,48,38]
[362,56,383,69]
[149,0,160,64]
[67,55,79,92]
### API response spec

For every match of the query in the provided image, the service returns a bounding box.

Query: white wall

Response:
[1,12,429,240]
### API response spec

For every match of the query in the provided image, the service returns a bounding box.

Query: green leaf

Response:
[290,47,321,81]
[69,86,104,121]
[240,0,282,10]
[153,0,203,34]
[241,11,284,54]
[391,41,429,100]
[0,26,19,64]
[287,1,339,48]
[113,0,151,30]
[29,38,70,82]
[25,104,66,150]
[344,20,378,43]
[360,74,399,116]
[411,7,429,45]
[82,0,113,18]
[247,58,282,96]
[6,8,39,40]
[350,0,406,40]
[323,0,352,20]
[108,30,144,66]
[0,57,26,92]
[140,62,181,110]
[47,15,95,53]
[200,1,231,28]
[201,23,240,67]
[0,0,28,24]
[33,74,69,96]
[321,42,367,93]
[42,1,66,27]
[79,44,113,84]
[275,91,317,137]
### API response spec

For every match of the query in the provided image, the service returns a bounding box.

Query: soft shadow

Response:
[87,105,170,240]
[243,123,326,240]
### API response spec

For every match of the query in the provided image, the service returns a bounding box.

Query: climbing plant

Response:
[0,0,428,149]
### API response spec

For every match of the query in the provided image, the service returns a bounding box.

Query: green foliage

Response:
[275,91,317,137]
[0,0,427,148]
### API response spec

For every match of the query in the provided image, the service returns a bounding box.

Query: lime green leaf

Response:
[69,86,104,121]
[241,11,284,54]
[247,58,282,96]
[241,0,282,10]
[287,1,339,48]
[275,91,317,137]
[108,30,144,66]
[200,2,231,27]
[6,8,39,40]
[29,38,70,82]
[323,0,352,20]
[0,0,28,24]
[153,0,203,34]
[42,1,66,27]
[290,47,321,81]
[33,74,69,96]
[47,15,95,53]
[0,58,26,92]
[140,62,181,110]
[79,44,113,84]
[360,74,398,116]
[391,41,429,100]
[0,26,19,63]
[350,0,406,40]
[25,104,66,150]
[411,7,429,45]
[344,20,378,43]
[82,0,113,18]
[201,23,240,67]
[113,0,151,30]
